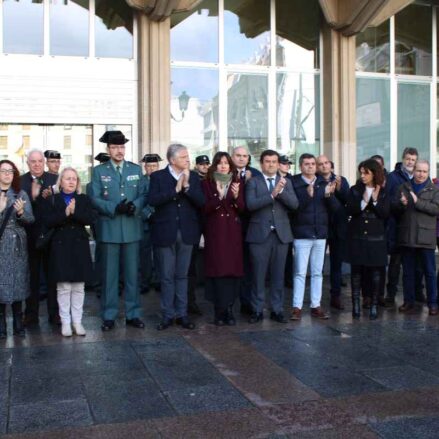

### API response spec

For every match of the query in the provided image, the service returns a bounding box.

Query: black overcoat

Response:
[43,193,95,283]
[346,182,390,267]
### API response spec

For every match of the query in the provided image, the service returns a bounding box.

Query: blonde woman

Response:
[43,167,95,336]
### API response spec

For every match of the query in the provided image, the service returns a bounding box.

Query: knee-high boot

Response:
[12,301,25,337]
[351,269,361,319]
[369,269,380,320]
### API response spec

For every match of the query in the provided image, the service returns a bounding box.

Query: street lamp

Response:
[171,91,190,122]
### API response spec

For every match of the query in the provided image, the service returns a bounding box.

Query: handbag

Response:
[35,227,54,250]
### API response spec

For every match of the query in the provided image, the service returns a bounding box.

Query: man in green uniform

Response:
[90,131,146,331]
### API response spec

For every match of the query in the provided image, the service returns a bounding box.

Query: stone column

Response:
[321,22,357,183]
[137,12,171,160]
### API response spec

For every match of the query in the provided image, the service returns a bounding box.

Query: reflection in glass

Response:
[224,0,270,65]
[95,0,133,58]
[171,68,219,160]
[398,82,430,161]
[277,73,319,174]
[171,0,218,63]
[276,0,320,70]
[3,0,44,54]
[356,78,391,166]
[395,4,432,76]
[227,73,267,160]
[50,0,89,56]
[356,21,390,73]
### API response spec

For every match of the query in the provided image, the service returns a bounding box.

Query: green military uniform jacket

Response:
[90,160,146,243]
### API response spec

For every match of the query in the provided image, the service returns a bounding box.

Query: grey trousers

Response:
[249,232,288,314]
[156,231,193,320]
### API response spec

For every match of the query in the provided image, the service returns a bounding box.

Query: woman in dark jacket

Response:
[202,152,245,326]
[43,167,95,337]
[346,159,389,320]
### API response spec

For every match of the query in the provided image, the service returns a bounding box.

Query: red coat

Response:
[202,178,245,278]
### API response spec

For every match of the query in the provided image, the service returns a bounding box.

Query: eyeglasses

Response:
[0,169,14,175]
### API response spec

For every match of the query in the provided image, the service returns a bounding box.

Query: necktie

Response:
[116,165,122,182]
[268,178,274,192]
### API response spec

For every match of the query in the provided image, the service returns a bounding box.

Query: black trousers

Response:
[206,277,239,314]
[0,302,22,314]
[25,245,58,319]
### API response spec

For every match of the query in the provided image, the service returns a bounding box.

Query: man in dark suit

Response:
[316,154,349,310]
[246,149,299,323]
[20,149,59,326]
[148,144,205,330]
[231,146,262,315]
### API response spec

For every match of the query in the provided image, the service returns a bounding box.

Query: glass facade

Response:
[170,0,321,164]
[1,0,133,59]
[3,0,44,55]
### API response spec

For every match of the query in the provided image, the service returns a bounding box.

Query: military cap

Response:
[44,150,61,159]
[279,155,292,165]
[141,153,163,163]
[195,155,210,165]
[99,130,129,145]
[94,152,111,163]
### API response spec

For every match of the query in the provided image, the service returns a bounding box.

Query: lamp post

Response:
[171,91,190,122]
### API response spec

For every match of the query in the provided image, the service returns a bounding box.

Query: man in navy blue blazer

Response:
[148,144,205,330]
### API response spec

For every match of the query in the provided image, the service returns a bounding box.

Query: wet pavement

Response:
[1,280,439,438]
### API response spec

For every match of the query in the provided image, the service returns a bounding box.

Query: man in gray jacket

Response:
[392,159,439,315]
[246,149,299,323]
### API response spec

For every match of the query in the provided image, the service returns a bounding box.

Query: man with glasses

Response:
[90,131,147,331]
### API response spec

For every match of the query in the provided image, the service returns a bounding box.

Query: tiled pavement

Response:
[2,281,439,438]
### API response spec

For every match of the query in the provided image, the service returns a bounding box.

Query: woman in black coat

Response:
[346,159,389,320]
[43,167,95,337]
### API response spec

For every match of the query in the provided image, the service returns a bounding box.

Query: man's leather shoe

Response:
[248,312,263,323]
[429,306,438,316]
[311,307,329,319]
[330,297,344,310]
[188,303,203,316]
[240,303,253,316]
[175,317,196,329]
[398,303,416,313]
[270,312,287,323]
[157,319,173,331]
[126,318,145,329]
[101,320,115,331]
[290,307,301,320]
[214,318,225,326]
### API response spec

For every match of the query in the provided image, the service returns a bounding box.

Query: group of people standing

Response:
[1,133,438,338]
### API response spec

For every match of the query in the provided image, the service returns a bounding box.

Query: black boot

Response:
[12,302,24,337]
[214,308,225,326]
[369,269,380,320]
[0,309,6,339]
[225,303,236,326]
[351,271,361,319]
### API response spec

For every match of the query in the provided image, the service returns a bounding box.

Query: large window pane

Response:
[50,0,89,56]
[227,73,268,161]
[395,4,432,76]
[397,82,430,161]
[356,78,391,166]
[224,0,270,65]
[171,68,219,160]
[171,0,218,63]
[356,21,390,73]
[95,0,133,58]
[276,0,320,70]
[277,73,319,174]
[3,0,44,55]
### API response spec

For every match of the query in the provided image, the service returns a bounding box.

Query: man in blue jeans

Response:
[392,159,439,315]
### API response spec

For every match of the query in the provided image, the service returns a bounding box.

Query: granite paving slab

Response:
[8,398,93,434]
[369,416,439,439]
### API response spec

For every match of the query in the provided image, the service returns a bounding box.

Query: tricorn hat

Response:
[94,152,111,163]
[279,155,292,165]
[99,130,129,145]
[44,150,61,159]
[141,153,163,163]
[195,155,210,165]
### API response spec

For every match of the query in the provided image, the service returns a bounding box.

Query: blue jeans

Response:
[402,247,437,307]
[293,239,326,309]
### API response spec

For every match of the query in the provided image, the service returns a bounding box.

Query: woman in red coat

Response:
[202,152,245,326]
